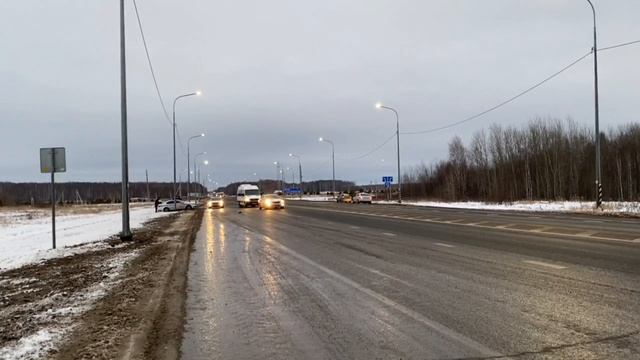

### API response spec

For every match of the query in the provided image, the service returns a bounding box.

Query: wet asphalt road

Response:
[181,200,640,359]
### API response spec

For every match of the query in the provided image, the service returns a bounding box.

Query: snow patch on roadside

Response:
[374,200,640,215]
[0,250,139,359]
[289,195,334,202]
[0,207,172,271]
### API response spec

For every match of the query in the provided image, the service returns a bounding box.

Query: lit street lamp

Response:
[585,0,602,209]
[376,102,402,203]
[318,137,335,197]
[187,133,205,203]
[172,90,202,201]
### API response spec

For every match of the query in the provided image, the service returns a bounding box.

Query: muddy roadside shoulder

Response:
[53,209,203,360]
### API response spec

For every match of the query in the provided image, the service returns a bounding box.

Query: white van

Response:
[236,184,261,207]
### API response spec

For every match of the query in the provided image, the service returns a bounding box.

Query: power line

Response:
[599,39,640,52]
[402,39,640,135]
[132,0,172,126]
[340,132,397,161]
[402,51,592,135]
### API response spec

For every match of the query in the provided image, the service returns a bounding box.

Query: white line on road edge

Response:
[261,235,503,358]
[433,242,455,248]
[382,232,396,237]
[522,260,567,270]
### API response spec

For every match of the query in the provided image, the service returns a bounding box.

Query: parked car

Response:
[354,193,373,204]
[159,199,191,212]
[207,196,224,208]
[259,194,285,210]
[237,184,261,207]
[337,193,353,204]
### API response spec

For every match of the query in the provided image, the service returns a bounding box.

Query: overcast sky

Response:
[1,0,639,186]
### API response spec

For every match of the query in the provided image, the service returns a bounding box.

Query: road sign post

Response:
[383,176,393,202]
[40,147,66,249]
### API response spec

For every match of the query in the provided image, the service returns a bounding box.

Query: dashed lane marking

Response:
[299,207,637,244]
[382,232,396,237]
[433,242,455,248]
[522,260,567,270]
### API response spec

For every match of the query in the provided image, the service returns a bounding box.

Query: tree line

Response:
[402,118,640,202]
[0,182,207,206]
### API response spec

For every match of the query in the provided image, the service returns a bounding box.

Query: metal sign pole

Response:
[51,152,56,249]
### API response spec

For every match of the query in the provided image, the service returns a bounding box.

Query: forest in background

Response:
[402,118,640,202]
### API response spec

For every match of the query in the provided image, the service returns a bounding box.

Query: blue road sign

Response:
[382,176,393,188]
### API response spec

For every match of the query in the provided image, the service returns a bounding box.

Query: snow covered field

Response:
[374,200,640,216]
[0,205,172,270]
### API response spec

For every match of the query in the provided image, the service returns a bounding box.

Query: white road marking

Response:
[261,235,503,357]
[351,263,414,288]
[382,232,396,237]
[350,225,360,229]
[433,242,455,248]
[522,260,567,270]
[301,207,637,243]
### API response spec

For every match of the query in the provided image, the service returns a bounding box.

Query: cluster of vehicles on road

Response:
[337,192,373,204]
[237,184,285,210]
[158,186,373,212]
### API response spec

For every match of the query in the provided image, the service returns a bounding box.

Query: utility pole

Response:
[319,138,335,197]
[145,169,150,200]
[586,0,603,209]
[376,103,402,204]
[119,0,132,240]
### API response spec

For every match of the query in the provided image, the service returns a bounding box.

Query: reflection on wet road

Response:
[181,202,640,359]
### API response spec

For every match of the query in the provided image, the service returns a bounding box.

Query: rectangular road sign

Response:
[382,176,393,183]
[40,147,66,173]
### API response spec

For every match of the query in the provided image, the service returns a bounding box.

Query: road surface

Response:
[181,200,640,359]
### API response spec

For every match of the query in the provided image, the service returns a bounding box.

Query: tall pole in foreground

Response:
[172,91,202,202]
[586,0,602,209]
[319,138,335,197]
[376,103,401,204]
[119,0,132,240]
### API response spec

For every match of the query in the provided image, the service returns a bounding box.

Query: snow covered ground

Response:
[0,249,140,359]
[374,200,640,215]
[288,195,334,201]
[0,205,172,270]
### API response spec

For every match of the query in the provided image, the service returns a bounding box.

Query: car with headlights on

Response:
[259,194,285,210]
[207,196,225,208]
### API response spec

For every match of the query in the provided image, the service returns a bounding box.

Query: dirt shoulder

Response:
[0,209,203,360]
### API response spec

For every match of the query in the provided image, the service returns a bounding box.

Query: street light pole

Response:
[194,152,206,197]
[273,161,281,190]
[119,0,132,240]
[289,153,303,198]
[187,133,205,203]
[319,138,335,197]
[376,103,402,204]
[172,91,201,202]
[586,0,602,209]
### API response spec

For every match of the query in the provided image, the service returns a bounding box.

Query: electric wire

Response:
[132,0,172,126]
[402,39,640,135]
